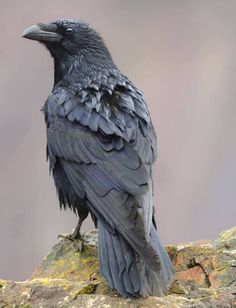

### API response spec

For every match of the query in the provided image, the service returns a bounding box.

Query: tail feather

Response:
[112,233,136,294]
[98,223,114,288]
[105,228,128,295]
[98,222,174,297]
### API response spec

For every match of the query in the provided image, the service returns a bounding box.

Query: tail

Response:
[98,222,174,297]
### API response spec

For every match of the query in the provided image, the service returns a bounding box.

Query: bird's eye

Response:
[65,28,73,35]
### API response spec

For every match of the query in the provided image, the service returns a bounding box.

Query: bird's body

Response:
[23,19,173,297]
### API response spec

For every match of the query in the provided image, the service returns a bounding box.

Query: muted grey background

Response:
[0,0,236,281]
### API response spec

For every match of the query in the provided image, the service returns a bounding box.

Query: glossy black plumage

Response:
[23,19,173,297]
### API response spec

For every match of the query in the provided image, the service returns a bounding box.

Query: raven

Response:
[22,19,173,297]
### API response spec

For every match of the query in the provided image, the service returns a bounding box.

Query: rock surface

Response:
[0,227,236,307]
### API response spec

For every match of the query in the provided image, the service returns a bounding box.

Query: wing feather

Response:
[45,81,159,269]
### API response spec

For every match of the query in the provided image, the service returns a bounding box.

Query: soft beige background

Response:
[0,0,235,281]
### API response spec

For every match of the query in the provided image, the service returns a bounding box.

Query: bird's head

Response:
[22,19,114,83]
[22,19,111,57]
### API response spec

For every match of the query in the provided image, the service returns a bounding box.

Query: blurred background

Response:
[0,0,235,281]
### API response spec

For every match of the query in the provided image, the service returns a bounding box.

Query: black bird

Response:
[22,19,173,297]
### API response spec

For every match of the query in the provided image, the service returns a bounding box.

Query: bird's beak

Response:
[22,23,62,43]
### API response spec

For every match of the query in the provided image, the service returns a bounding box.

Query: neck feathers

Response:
[53,48,115,88]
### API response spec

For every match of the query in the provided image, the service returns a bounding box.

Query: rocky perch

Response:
[0,227,236,307]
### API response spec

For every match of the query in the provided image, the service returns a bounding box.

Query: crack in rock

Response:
[187,258,211,287]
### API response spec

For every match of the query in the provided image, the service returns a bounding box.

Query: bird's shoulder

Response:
[43,69,157,163]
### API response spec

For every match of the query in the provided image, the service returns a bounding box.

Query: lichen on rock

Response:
[1,227,236,307]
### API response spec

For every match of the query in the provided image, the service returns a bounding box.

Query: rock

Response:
[1,227,236,307]
[214,227,236,250]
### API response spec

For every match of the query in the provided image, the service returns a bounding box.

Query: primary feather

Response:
[23,18,173,297]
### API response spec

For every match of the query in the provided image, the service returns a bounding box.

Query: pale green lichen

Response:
[29,278,73,291]
[214,227,236,250]
[0,279,8,288]
[169,280,189,295]
[71,283,98,299]
[165,245,178,261]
